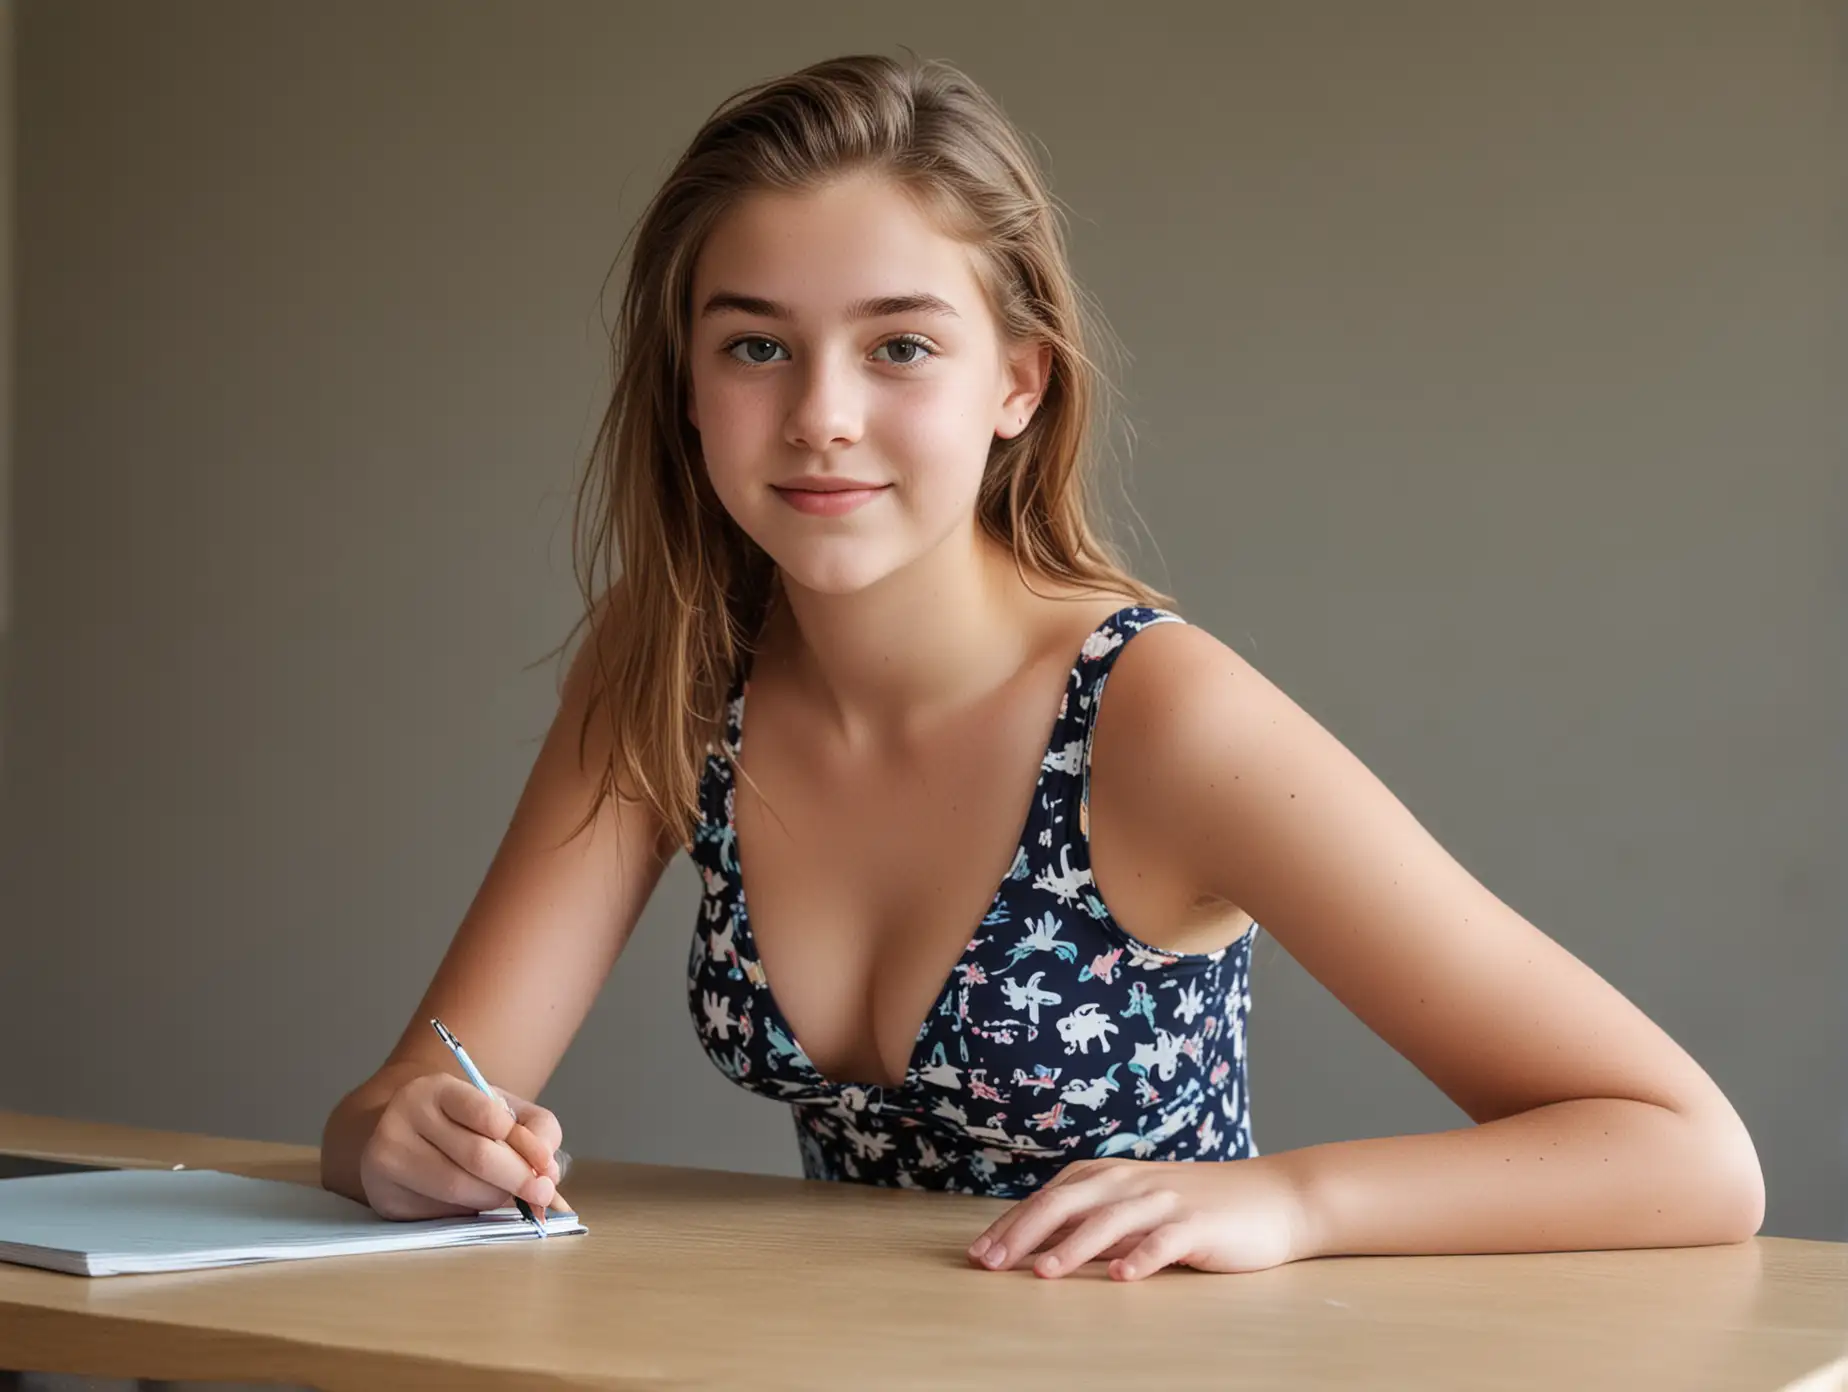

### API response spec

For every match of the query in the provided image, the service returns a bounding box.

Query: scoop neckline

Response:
[710,603,1239,1096]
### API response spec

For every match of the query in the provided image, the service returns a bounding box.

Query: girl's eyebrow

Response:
[699,290,962,323]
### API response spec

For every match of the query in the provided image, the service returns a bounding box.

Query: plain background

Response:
[1,0,1842,1253]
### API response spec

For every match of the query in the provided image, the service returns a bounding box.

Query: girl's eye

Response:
[721,334,937,370]
[870,334,936,369]
[726,336,788,367]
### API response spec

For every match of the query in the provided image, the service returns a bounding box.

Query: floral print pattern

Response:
[686,606,1259,1198]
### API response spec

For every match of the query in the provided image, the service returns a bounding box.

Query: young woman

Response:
[321,53,1764,1281]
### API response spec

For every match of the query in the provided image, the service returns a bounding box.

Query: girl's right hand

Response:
[358,1072,564,1221]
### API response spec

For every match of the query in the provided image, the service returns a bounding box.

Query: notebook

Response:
[0,1166,586,1277]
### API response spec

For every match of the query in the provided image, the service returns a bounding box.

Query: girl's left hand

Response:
[966,1156,1315,1281]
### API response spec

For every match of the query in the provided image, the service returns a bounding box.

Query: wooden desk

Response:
[0,1111,1842,1391]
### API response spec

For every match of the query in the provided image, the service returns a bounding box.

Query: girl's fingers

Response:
[433,1082,560,1200]
[498,1090,564,1149]
[362,1136,487,1222]
[970,1178,1109,1270]
[399,1131,524,1215]
[424,1109,556,1209]
[968,1162,1118,1263]
[503,1119,561,1182]
[1112,1221,1199,1282]
[1034,1193,1179,1277]
[495,1090,566,1181]
[436,1078,516,1142]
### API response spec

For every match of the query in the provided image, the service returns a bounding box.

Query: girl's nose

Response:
[784,353,865,452]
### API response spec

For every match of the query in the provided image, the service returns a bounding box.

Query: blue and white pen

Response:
[429,1017,550,1239]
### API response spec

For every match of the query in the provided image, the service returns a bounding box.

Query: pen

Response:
[429,1017,552,1239]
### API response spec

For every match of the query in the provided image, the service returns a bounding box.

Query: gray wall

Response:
[2,1,1841,1244]
[0,0,12,771]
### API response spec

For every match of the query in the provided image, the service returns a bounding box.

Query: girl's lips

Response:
[772,484,890,517]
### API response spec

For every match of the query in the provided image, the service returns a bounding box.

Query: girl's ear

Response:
[996,340,1052,439]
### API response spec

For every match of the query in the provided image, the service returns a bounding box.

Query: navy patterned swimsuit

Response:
[685,605,1259,1198]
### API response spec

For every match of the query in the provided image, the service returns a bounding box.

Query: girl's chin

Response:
[774,562,900,598]
[767,546,912,599]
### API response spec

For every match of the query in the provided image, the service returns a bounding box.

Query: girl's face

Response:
[685,175,1047,597]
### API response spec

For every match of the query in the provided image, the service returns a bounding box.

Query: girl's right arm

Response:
[320,592,678,1218]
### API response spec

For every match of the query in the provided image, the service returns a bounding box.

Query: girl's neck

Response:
[763,525,1044,751]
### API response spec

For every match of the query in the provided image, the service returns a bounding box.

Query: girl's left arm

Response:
[971,625,1763,1279]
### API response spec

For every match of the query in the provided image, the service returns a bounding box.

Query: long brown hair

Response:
[558,51,1168,848]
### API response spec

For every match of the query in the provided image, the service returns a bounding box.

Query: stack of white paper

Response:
[0,1167,585,1277]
